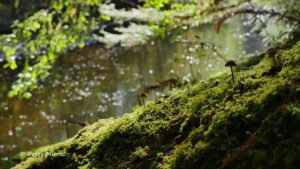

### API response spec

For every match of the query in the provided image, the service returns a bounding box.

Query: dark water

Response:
[0,17,266,167]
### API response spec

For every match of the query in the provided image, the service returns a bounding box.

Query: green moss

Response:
[12,42,300,169]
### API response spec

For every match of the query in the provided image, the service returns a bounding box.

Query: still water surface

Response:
[0,18,266,165]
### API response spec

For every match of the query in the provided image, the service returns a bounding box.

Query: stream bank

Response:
[0,11,266,166]
[11,40,300,169]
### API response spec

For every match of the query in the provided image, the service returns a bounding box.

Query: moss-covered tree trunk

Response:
[12,41,300,169]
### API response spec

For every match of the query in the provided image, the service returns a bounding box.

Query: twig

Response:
[172,39,227,61]
[66,119,87,138]
[216,9,300,33]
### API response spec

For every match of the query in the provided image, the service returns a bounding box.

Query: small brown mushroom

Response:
[267,48,277,58]
[138,92,147,105]
[225,60,237,81]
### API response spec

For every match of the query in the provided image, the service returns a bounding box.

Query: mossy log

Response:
[12,42,300,169]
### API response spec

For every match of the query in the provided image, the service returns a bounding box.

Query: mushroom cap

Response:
[139,93,147,98]
[225,60,237,67]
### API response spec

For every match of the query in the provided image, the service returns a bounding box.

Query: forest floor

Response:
[11,39,300,169]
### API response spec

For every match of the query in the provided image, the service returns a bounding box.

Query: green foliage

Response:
[6,1,300,168]
[148,3,196,38]
[130,146,149,160]
[143,0,170,10]
[0,0,197,99]
[0,0,104,98]
[11,40,300,169]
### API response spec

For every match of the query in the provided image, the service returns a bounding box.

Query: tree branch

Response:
[216,9,300,33]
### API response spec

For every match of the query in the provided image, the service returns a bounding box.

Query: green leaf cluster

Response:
[0,0,104,98]
[143,0,170,10]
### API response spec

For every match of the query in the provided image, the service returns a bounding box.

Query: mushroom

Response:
[225,60,237,81]
[267,47,280,59]
[138,92,147,105]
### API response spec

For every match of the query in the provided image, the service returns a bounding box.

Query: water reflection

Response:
[0,17,266,166]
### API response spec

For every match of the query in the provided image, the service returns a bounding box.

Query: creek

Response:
[0,17,267,164]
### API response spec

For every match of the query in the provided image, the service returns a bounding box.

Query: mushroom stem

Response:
[230,66,234,81]
[141,98,145,105]
[138,93,147,106]
[225,60,237,82]
[137,95,142,105]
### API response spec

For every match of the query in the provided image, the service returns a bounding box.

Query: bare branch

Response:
[216,9,300,33]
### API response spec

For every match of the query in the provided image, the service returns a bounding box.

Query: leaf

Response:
[78,42,85,48]
[4,60,18,70]
[10,61,18,70]
[23,92,32,99]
